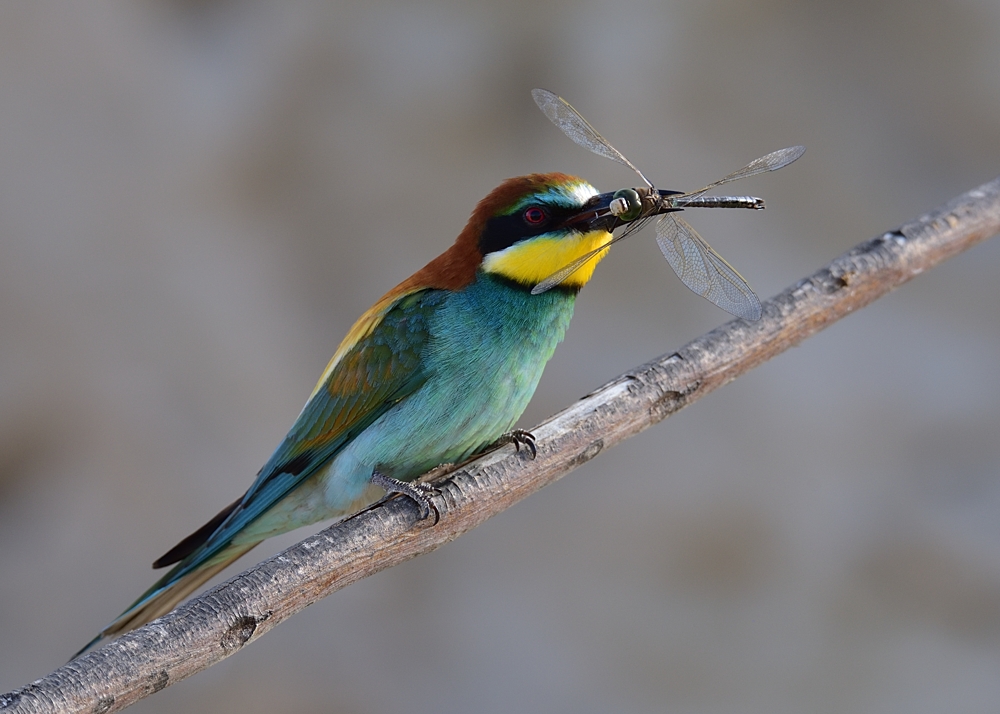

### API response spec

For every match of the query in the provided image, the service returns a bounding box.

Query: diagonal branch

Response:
[4,176,1000,714]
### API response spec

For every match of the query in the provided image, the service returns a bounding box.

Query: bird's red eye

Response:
[523,207,546,225]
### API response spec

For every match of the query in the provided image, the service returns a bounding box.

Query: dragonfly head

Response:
[565,187,684,233]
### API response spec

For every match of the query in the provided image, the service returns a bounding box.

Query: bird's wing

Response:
[154,286,445,577]
[239,288,444,513]
[80,286,445,653]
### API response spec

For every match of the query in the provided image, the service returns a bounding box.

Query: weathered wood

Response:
[3,176,999,714]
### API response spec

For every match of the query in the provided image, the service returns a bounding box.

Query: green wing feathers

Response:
[82,289,444,653]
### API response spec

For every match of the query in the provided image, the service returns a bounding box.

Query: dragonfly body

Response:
[609,187,764,220]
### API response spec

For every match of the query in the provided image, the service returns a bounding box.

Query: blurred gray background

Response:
[3,1,1000,712]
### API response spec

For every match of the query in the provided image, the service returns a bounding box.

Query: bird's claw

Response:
[371,471,441,524]
[493,429,537,459]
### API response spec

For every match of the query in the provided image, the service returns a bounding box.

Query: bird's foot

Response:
[491,429,537,458]
[371,471,440,524]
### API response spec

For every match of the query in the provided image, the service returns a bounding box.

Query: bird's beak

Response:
[561,191,625,233]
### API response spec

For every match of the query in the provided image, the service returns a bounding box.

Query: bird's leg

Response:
[489,429,537,458]
[371,470,440,524]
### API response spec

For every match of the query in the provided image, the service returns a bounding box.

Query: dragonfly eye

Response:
[610,189,642,221]
[523,206,547,225]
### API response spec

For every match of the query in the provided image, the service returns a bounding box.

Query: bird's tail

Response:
[72,540,258,660]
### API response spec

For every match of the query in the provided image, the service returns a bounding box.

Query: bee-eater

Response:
[79,172,629,655]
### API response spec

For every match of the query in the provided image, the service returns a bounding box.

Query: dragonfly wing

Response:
[678,146,806,201]
[718,145,805,185]
[532,89,652,187]
[655,214,762,321]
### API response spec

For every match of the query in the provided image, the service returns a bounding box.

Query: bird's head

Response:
[471,172,617,291]
[331,174,627,379]
[407,173,628,296]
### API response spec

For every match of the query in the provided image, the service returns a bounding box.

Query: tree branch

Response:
[4,176,1000,714]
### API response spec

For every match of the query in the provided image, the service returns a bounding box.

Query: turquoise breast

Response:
[348,272,577,480]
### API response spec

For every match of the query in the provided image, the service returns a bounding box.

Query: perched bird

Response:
[78,172,632,655]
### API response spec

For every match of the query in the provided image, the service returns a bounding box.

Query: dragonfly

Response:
[531,88,805,321]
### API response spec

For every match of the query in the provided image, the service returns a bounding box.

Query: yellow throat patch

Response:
[481,229,613,289]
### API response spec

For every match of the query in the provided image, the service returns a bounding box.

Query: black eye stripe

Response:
[478,204,579,255]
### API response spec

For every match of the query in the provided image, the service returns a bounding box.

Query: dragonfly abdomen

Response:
[668,195,765,210]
